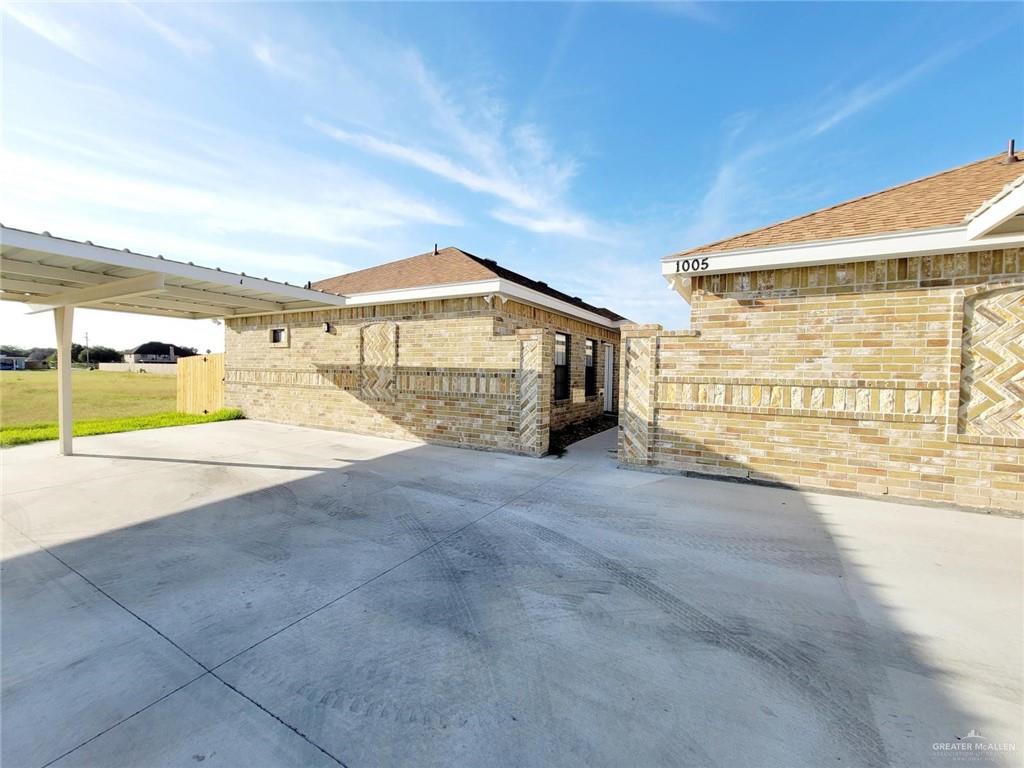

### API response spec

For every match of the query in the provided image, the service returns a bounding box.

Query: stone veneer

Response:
[619,248,1023,513]
[225,296,619,456]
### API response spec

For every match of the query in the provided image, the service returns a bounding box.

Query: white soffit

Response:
[964,177,1024,240]
[0,226,349,318]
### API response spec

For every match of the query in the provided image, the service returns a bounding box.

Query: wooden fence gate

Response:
[177,353,224,414]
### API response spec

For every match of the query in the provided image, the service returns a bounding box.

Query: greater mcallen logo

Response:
[933,729,1017,761]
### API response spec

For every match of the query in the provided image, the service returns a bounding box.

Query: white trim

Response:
[603,342,615,413]
[0,227,349,308]
[339,278,502,306]
[666,274,692,302]
[2,228,626,327]
[239,277,628,329]
[495,279,626,328]
[965,182,1024,239]
[660,224,1024,279]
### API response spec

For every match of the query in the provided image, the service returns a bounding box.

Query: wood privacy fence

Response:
[177,354,224,414]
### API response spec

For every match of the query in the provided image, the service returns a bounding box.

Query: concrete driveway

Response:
[1,421,1020,768]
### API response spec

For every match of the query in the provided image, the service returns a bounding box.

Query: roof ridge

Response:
[310,247,625,322]
[672,152,1008,257]
[317,248,474,286]
[963,172,1024,223]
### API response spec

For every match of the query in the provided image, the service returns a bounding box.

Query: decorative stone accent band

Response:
[225,366,519,399]
[656,378,947,423]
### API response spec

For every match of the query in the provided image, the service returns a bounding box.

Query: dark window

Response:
[554,333,570,400]
[585,339,596,397]
[270,328,284,344]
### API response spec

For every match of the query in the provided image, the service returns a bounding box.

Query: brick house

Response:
[620,146,1024,513]
[123,341,185,364]
[225,247,628,455]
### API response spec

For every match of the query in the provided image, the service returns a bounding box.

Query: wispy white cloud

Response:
[3,148,455,248]
[680,42,974,250]
[490,209,597,239]
[249,36,314,80]
[124,3,210,58]
[307,47,600,241]
[310,114,603,239]
[308,118,539,211]
[2,3,97,64]
[809,46,963,136]
[677,155,752,246]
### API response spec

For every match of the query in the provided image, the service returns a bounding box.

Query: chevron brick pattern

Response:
[620,248,1023,513]
[360,322,398,402]
[959,288,1024,438]
[518,337,541,455]
[620,336,653,465]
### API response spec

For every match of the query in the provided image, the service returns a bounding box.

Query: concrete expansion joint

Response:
[11,455,584,768]
[208,458,582,677]
[210,674,350,767]
[2,510,357,768]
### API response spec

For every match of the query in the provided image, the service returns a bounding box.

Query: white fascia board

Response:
[965,183,1024,240]
[344,278,623,328]
[233,277,625,329]
[660,225,1024,279]
[340,279,503,306]
[493,279,623,329]
[0,227,348,307]
[230,279,503,319]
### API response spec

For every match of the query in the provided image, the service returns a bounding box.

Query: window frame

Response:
[269,327,289,347]
[554,332,570,401]
[584,338,597,397]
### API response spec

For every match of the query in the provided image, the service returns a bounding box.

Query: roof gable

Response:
[312,248,625,322]
[312,249,495,295]
[676,151,1024,257]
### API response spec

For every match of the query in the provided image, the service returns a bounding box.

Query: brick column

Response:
[517,329,551,456]
[619,324,661,466]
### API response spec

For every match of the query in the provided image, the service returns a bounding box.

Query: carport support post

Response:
[53,305,74,456]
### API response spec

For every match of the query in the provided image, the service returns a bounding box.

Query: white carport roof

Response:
[0,225,349,318]
[1,224,350,457]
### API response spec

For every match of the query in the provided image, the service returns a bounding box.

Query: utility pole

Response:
[84,331,89,365]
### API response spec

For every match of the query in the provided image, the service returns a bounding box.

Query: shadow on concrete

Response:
[2,424,1018,767]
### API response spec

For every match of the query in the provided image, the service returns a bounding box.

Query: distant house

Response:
[123,342,195,364]
[0,355,27,371]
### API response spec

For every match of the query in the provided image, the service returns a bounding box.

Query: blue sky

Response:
[2,1,1021,351]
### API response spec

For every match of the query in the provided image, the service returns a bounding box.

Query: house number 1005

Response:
[676,257,710,273]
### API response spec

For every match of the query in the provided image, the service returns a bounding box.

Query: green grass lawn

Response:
[1,370,177,425]
[0,410,243,447]
[0,370,242,446]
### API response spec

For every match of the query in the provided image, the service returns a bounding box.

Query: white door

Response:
[603,343,614,412]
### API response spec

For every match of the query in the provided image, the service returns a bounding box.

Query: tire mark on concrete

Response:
[393,511,504,701]
[508,515,891,768]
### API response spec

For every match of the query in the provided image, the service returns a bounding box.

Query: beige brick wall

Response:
[497,299,620,430]
[225,296,618,454]
[620,249,1023,513]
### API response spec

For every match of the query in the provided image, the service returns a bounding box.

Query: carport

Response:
[0,225,349,455]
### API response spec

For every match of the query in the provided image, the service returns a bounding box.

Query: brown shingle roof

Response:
[312,247,626,322]
[676,151,1024,257]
